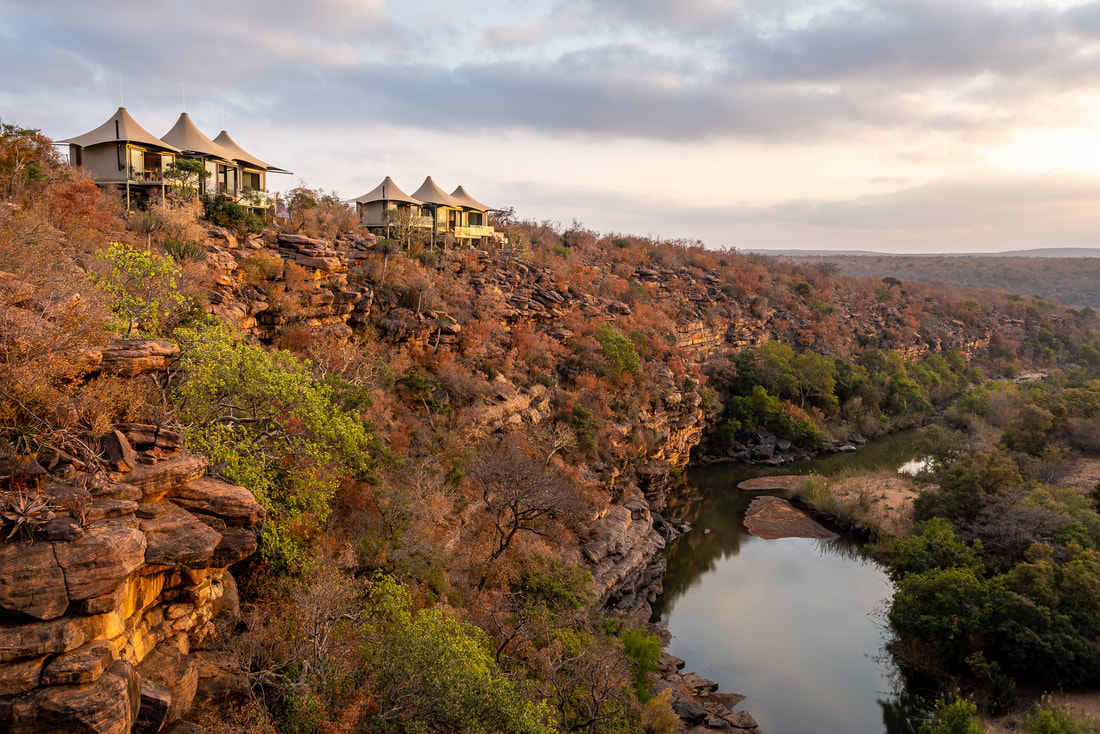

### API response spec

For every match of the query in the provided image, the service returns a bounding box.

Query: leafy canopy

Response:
[174,321,374,574]
[91,241,189,337]
[363,574,555,734]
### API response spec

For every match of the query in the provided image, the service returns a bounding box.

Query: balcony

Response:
[455,225,496,239]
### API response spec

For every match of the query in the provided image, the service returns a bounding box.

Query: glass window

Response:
[128,147,144,180]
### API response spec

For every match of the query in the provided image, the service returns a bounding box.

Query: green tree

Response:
[594,323,640,376]
[363,575,554,734]
[91,241,188,337]
[890,566,989,665]
[791,351,838,412]
[173,321,374,573]
[1002,405,1056,456]
[163,158,210,201]
[890,518,984,583]
[918,694,985,734]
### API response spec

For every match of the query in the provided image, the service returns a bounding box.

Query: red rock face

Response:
[0,435,263,733]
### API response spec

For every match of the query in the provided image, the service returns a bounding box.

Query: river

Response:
[651,432,925,734]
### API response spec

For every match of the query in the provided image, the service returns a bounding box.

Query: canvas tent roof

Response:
[411,176,462,207]
[450,185,493,212]
[354,176,422,205]
[161,113,235,161]
[212,130,291,174]
[212,130,269,169]
[58,107,180,152]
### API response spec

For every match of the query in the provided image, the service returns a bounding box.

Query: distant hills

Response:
[746,247,1100,258]
[755,250,1100,309]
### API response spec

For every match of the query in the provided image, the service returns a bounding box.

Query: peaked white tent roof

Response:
[212,130,269,169]
[354,176,422,205]
[212,130,291,174]
[161,113,235,161]
[411,176,462,207]
[450,185,493,212]
[59,107,180,152]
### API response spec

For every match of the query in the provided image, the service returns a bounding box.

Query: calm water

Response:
[652,433,925,734]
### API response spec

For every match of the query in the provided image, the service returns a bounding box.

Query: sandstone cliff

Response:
[0,422,263,733]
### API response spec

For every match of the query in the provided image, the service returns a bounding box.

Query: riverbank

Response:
[786,470,920,540]
[652,452,909,734]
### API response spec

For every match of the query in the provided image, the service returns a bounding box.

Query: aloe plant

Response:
[1,488,54,542]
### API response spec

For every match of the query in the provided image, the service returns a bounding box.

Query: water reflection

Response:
[653,432,926,734]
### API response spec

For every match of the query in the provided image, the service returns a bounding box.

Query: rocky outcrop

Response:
[0,426,263,733]
[743,496,839,540]
[584,496,666,621]
[469,375,550,433]
[199,232,375,343]
[91,340,180,378]
[654,653,759,733]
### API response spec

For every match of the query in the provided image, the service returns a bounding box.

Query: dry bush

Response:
[152,199,207,249]
[63,375,163,435]
[1066,417,1100,455]
[280,186,356,240]
[0,208,114,434]
[237,250,284,285]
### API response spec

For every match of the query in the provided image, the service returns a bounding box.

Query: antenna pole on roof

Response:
[182,82,186,112]
[119,74,123,106]
[222,105,225,130]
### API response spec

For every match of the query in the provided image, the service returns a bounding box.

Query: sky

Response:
[3,0,1100,253]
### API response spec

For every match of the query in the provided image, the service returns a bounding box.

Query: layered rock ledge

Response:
[0,426,263,734]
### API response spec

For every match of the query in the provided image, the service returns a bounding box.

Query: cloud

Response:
[678,169,1100,251]
[8,0,1100,148]
[464,0,1100,144]
[6,0,1100,253]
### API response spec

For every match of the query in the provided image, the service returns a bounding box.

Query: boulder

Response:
[40,515,84,542]
[88,480,141,503]
[659,651,686,673]
[680,672,719,694]
[133,679,172,734]
[136,645,198,724]
[672,697,707,725]
[0,615,91,663]
[0,656,46,696]
[54,522,146,602]
[3,659,139,734]
[97,340,179,378]
[100,430,137,473]
[168,477,264,527]
[727,710,759,729]
[211,527,258,567]
[140,505,223,568]
[39,640,114,686]
[751,443,775,460]
[86,499,139,523]
[114,424,183,452]
[120,454,207,503]
[0,540,69,619]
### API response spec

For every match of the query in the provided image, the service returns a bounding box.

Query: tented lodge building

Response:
[59,107,287,210]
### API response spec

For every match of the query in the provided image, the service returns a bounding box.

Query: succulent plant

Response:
[1,488,54,542]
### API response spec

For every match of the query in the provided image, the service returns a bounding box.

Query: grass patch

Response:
[790,473,883,540]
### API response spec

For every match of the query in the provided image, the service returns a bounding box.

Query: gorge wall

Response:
[0,219,1045,731]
